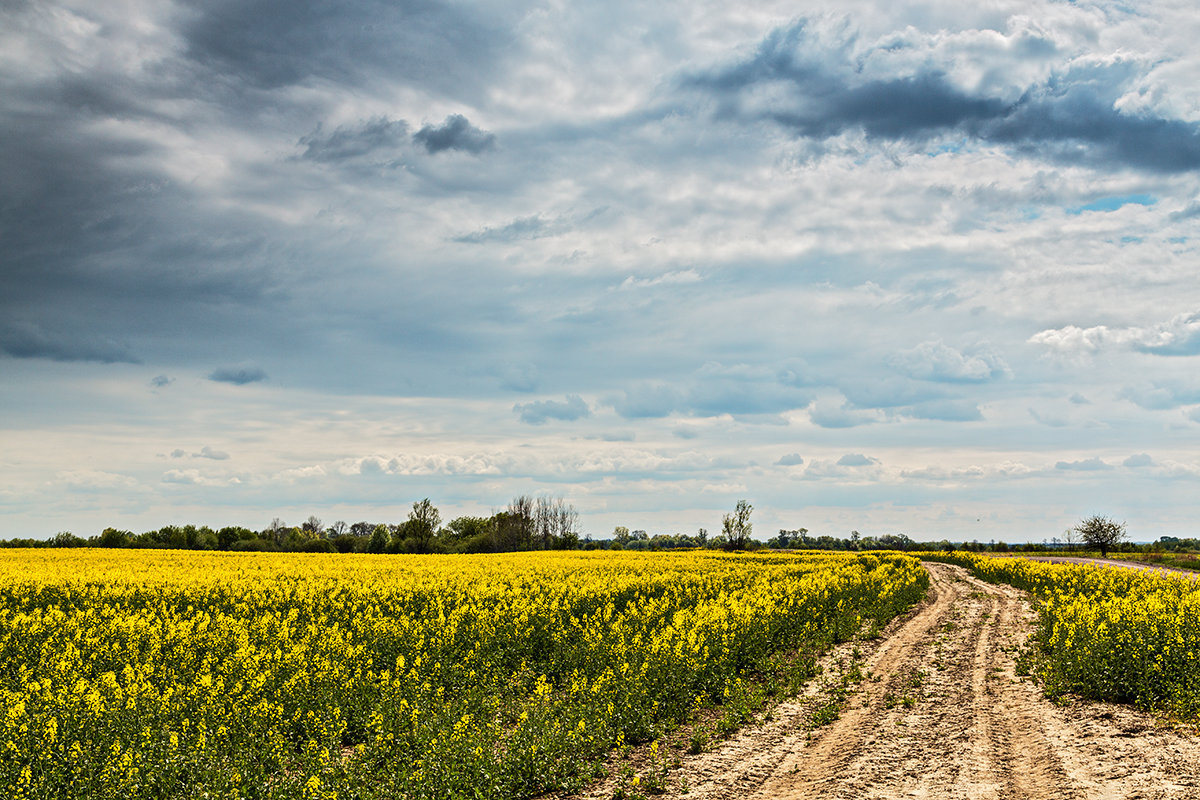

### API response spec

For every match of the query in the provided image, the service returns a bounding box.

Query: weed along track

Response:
[602,563,1200,800]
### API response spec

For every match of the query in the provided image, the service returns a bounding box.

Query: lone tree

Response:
[1075,515,1126,558]
[722,499,753,550]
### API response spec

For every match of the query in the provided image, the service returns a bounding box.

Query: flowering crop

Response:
[923,552,1200,718]
[0,549,927,799]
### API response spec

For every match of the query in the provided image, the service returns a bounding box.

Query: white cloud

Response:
[887,341,1010,382]
[1030,311,1200,358]
[6,0,1200,540]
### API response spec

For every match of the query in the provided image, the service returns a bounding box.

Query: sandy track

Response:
[575,563,1200,800]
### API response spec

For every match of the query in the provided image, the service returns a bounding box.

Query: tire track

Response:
[588,562,1200,800]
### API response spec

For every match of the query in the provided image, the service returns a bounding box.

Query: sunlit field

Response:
[0,549,927,799]
[925,552,1200,718]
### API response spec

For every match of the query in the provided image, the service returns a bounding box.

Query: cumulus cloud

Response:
[514,394,590,425]
[150,375,174,388]
[1130,311,1200,356]
[837,453,878,467]
[1028,325,1119,355]
[776,453,805,466]
[1123,453,1154,468]
[195,446,230,460]
[1120,382,1200,410]
[1055,457,1113,471]
[414,115,495,154]
[1030,311,1200,357]
[809,401,877,429]
[610,384,682,419]
[887,341,1010,383]
[209,366,268,385]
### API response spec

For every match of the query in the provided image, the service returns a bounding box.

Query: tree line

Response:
[6,502,1191,556]
[3,495,585,555]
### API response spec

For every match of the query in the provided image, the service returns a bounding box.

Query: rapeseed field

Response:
[925,552,1200,718]
[0,549,927,799]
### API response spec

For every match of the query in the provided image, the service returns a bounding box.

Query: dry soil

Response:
[573,562,1200,800]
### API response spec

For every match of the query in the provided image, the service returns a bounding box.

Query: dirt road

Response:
[575,562,1200,800]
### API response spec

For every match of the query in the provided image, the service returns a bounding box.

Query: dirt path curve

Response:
[579,563,1200,800]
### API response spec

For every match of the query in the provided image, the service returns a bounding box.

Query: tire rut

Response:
[590,562,1200,800]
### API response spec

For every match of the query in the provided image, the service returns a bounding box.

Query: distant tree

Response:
[696,527,708,547]
[367,524,389,554]
[217,526,256,550]
[722,500,753,550]
[193,527,218,550]
[266,518,289,545]
[876,533,914,551]
[445,516,496,552]
[505,495,536,548]
[612,526,631,545]
[534,495,581,549]
[350,521,374,538]
[301,515,324,538]
[1075,515,1126,558]
[230,538,277,552]
[1062,526,1080,552]
[328,520,348,537]
[404,498,441,553]
[96,527,132,548]
[51,531,86,548]
[768,528,809,549]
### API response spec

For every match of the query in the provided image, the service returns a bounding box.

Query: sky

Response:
[3,0,1200,543]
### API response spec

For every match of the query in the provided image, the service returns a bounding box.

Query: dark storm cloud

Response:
[298,117,410,163]
[689,19,1200,173]
[0,100,283,359]
[0,322,139,363]
[180,0,510,99]
[414,115,496,155]
[209,366,268,385]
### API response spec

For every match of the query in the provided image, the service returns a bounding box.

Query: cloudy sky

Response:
[4,0,1200,542]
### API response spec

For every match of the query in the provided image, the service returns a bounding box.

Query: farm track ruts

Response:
[574,563,1200,800]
